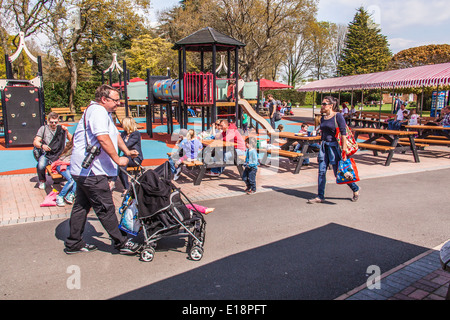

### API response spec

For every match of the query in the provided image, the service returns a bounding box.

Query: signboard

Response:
[430,91,448,117]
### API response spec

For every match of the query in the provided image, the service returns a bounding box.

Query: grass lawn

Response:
[296,104,431,116]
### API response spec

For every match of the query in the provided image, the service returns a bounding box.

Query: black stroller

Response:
[118,161,206,262]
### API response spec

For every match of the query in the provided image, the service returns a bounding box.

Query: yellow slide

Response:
[238,99,275,134]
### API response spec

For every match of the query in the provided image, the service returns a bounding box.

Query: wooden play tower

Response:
[172,27,246,131]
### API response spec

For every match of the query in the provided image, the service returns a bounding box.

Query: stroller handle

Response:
[119,158,145,185]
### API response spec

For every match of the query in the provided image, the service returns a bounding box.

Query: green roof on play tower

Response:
[172,27,246,52]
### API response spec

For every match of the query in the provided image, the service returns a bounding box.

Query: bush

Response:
[263,89,307,105]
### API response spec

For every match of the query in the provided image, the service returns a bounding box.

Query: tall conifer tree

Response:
[338,7,391,76]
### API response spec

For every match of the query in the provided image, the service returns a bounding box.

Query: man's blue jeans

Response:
[210,149,245,174]
[57,165,76,198]
[37,154,49,182]
[317,142,359,200]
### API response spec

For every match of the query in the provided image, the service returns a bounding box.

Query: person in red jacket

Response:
[206,120,246,176]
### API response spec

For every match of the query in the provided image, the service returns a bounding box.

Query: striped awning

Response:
[297,62,450,92]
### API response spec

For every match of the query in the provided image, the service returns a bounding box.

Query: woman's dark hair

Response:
[323,96,340,112]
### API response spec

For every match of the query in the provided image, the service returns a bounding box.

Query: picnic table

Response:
[181,139,244,186]
[346,112,393,129]
[405,125,450,140]
[261,132,322,174]
[353,128,420,166]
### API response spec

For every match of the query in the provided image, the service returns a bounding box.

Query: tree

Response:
[125,36,187,79]
[308,21,335,80]
[218,0,317,81]
[281,14,315,87]
[44,0,151,110]
[330,23,347,76]
[2,0,54,78]
[158,0,317,81]
[388,44,450,70]
[338,7,391,76]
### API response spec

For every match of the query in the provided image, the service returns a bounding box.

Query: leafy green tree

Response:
[44,0,151,110]
[158,0,317,81]
[338,7,391,76]
[125,36,194,79]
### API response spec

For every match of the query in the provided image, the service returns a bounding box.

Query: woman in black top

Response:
[308,96,360,203]
[118,117,143,195]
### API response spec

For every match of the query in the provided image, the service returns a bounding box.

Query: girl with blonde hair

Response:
[117,117,143,195]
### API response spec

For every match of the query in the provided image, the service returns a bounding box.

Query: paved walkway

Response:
[338,243,449,300]
[0,110,449,300]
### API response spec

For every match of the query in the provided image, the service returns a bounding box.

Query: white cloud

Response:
[381,0,450,30]
[388,38,419,53]
[317,0,450,29]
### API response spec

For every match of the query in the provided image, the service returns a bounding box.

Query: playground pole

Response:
[146,68,153,138]
[212,44,217,124]
[122,60,129,117]
[234,47,239,125]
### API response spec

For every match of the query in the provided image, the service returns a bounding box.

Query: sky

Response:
[150,0,450,54]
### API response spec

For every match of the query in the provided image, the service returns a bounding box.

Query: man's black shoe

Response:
[119,239,141,255]
[64,244,98,255]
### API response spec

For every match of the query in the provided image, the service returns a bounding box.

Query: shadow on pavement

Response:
[111,223,428,300]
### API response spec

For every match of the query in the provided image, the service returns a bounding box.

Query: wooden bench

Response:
[375,138,429,149]
[419,116,438,124]
[114,107,144,129]
[51,107,76,122]
[46,165,63,181]
[262,149,303,159]
[260,149,305,174]
[399,138,450,146]
[182,160,204,167]
[168,152,204,168]
[357,143,395,152]
[427,135,450,140]
[351,112,394,128]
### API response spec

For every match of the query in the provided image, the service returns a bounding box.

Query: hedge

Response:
[263,89,312,105]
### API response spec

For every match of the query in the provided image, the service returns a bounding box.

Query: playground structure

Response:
[0,27,284,146]
[107,27,274,137]
[0,32,45,147]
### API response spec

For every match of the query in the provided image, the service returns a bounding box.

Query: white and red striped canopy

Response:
[297,62,450,92]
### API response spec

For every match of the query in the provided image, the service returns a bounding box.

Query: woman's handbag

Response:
[336,158,360,185]
[335,118,358,157]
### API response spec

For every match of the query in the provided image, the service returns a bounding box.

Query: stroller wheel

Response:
[140,247,155,262]
[189,246,203,261]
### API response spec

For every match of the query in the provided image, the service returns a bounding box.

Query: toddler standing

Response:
[242,137,259,194]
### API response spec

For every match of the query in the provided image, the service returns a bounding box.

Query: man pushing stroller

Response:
[64,84,141,255]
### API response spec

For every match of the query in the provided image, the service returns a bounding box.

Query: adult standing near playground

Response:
[33,112,72,190]
[307,96,360,204]
[267,94,277,129]
[64,84,141,255]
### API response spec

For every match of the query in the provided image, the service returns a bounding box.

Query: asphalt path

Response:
[0,168,448,301]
